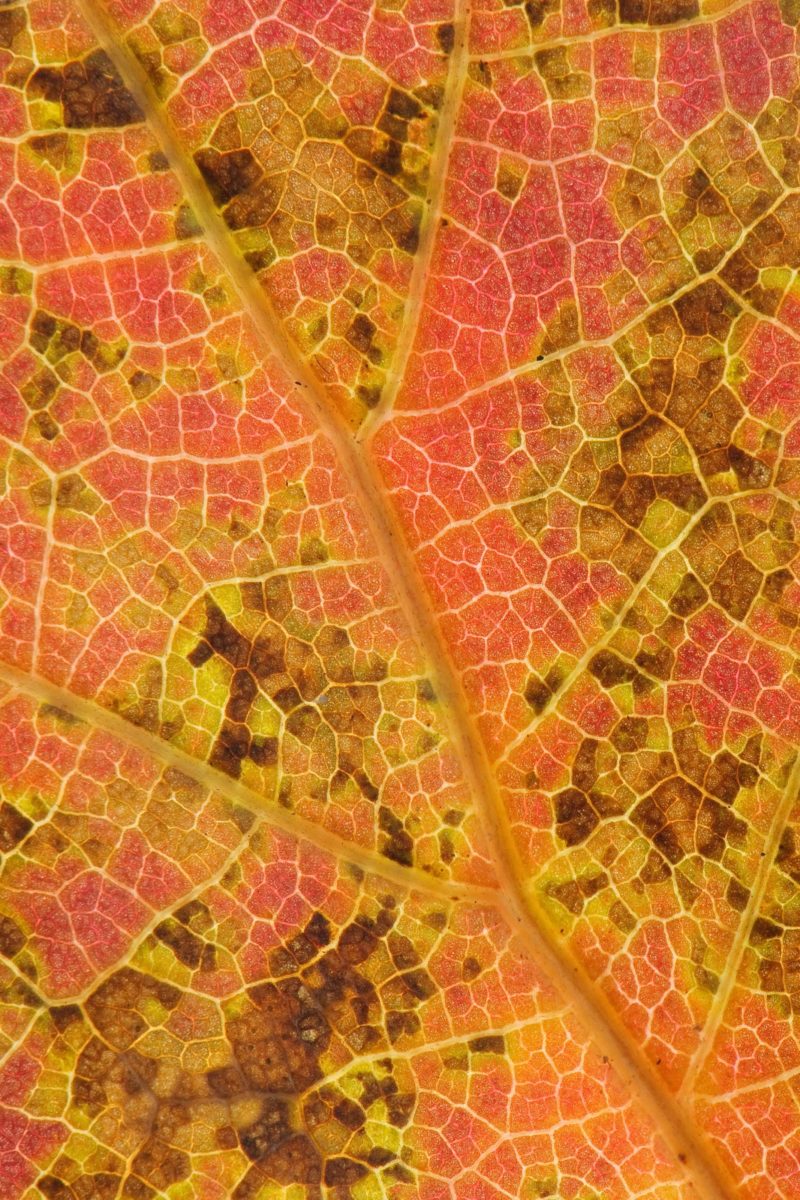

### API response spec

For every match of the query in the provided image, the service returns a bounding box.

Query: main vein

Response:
[65,3,734,1197]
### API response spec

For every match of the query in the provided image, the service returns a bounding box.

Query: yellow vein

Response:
[0,662,491,906]
[68,7,735,1197]
[500,490,757,765]
[358,0,471,440]
[679,750,800,1099]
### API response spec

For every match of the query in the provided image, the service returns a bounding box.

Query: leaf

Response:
[0,0,797,1197]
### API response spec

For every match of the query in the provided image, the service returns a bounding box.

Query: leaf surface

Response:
[0,0,798,1197]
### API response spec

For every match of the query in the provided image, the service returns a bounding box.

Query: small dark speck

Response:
[678,1154,687,1164]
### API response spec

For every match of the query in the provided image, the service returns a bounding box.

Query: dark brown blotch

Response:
[554,788,600,846]
[29,51,143,128]
[0,913,26,958]
[194,147,262,206]
[436,23,455,53]
[209,721,251,779]
[379,806,413,866]
[154,918,205,969]
[239,1098,293,1161]
[669,573,707,617]
[131,1139,190,1191]
[611,716,648,753]
[469,1035,505,1054]
[0,801,32,852]
[0,6,26,49]
[589,650,639,689]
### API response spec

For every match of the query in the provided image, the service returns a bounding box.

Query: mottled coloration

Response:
[1,0,799,1197]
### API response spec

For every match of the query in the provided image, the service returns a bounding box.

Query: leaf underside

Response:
[1,0,799,1198]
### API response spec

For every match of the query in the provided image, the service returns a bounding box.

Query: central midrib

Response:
[66,3,735,1197]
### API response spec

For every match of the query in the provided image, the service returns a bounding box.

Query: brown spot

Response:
[710,551,762,620]
[589,650,639,689]
[674,281,740,339]
[154,918,205,969]
[524,673,554,713]
[174,203,201,241]
[227,668,257,723]
[37,1178,74,1200]
[334,1097,366,1130]
[322,685,380,737]
[549,880,583,914]
[131,1140,190,1190]
[726,877,750,912]
[324,1158,369,1187]
[29,133,70,170]
[436,23,455,53]
[129,369,159,400]
[40,704,82,726]
[194,147,262,206]
[572,738,599,792]
[210,721,251,779]
[379,806,413,866]
[346,313,378,359]
[705,750,743,805]
[386,1092,415,1127]
[202,601,250,666]
[240,1098,293,1161]
[462,956,482,981]
[398,968,436,1003]
[555,788,600,846]
[635,644,674,681]
[469,1035,505,1054]
[0,801,32,852]
[240,1135,321,1192]
[640,850,672,883]
[29,51,143,128]
[0,914,25,957]
[524,0,558,26]
[669,573,707,617]
[611,717,648,753]
[0,6,26,49]
[534,47,590,99]
[86,968,180,1051]
[631,777,703,864]
[751,917,782,945]
[386,1010,421,1043]
[49,1004,82,1032]
[609,901,636,933]
[496,162,523,201]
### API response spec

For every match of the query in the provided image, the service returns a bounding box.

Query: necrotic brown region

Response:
[59,904,419,1198]
[28,50,143,128]
[186,587,399,856]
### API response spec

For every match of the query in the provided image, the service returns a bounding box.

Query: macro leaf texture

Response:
[0,0,799,1196]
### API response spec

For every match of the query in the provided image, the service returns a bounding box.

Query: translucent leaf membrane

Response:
[0,0,492,886]
[372,0,800,1092]
[0,686,693,1200]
